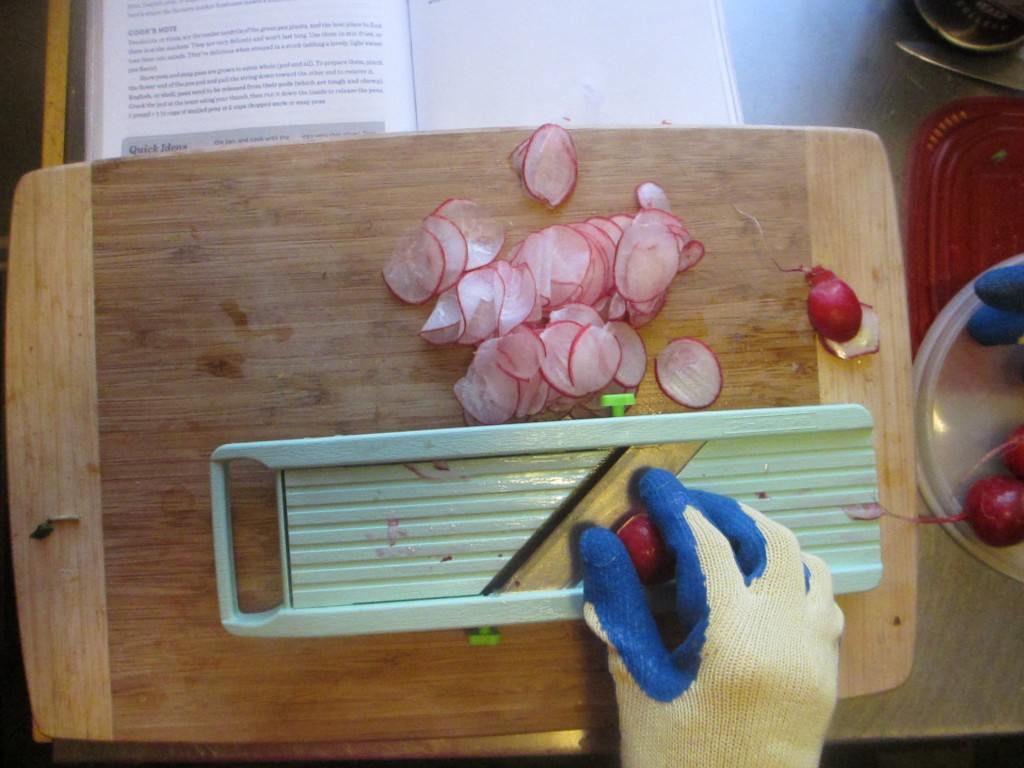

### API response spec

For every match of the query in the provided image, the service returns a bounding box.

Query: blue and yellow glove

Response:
[580,469,843,768]
[968,264,1024,381]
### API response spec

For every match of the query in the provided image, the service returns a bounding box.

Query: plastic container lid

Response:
[904,97,1024,353]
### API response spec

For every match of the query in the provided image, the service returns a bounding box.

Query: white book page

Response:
[408,0,742,131]
[87,0,417,160]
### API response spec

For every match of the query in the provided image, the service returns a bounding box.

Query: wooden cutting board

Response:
[6,126,916,746]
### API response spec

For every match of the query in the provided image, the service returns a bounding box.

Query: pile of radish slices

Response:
[383,124,717,425]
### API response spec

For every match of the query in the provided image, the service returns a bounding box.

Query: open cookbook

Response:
[85,0,742,160]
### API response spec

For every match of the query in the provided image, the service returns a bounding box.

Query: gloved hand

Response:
[967,264,1024,382]
[580,468,844,768]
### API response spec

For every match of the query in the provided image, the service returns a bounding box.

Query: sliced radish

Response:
[545,225,593,309]
[494,260,539,336]
[456,264,505,344]
[567,221,616,305]
[419,288,465,345]
[539,320,585,396]
[613,211,680,303]
[385,133,712,424]
[508,137,529,177]
[515,373,550,419]
[549,302,606,328]
[585,216,625,245]
[383,228,445,305]
[607,320,647,387]
[517,124,578,209]
[637,207,687,237]
[494,324,545,381]
[626,291,668,328]
[606,291,627,321]
[677,237,705,273]
[655,337,722,409]
[609,213,634,231]
[433,198,505,270]
[567,324,622,396]
[509,228,554,307]
[635,181,671,212]
[421,214,469,293]
[454,345,520,425]
[821,303,881,359]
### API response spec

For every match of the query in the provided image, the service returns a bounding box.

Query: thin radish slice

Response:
[634,207,688,238]
[613,211,680,303]
[545,225,593,309]
[567,324,622,396]
[495,261,539,336]
[421,214,469,293]
[655,337,722,409]
[383,228,445,305]
[636,181,671,212]
[539,320,584,396]
[419,288,465,345]
[433,198,505,270]
[494,324,545,381]
[821,304,881,359]
[577,248,612,308]
[549,302,606,329]
[509,229,554,307]
[515,373,550,419]
[567,221,616,305]
[606,291,627,321]
[456,264,505,344]
[610,213,634,230]
[508,137,529,176]
[518,124,578,209]
[590,293,612,320]
[627,291,668,328]
[677,237,705,273]
[544,388,578,416]
[567,220,616,254]
[607,320,647,387]
[454,346,520,425]
[585,216,625,245]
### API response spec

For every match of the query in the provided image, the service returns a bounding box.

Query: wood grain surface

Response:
[6,126,916,745]
[6,164,112,739]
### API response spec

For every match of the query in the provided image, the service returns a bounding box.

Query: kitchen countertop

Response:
[33,0,1024,760]
[718,0,1024,741]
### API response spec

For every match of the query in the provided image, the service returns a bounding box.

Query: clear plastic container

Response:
[913,253,1024,581]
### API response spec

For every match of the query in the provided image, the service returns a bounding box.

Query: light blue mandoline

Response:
[211,404,883,637]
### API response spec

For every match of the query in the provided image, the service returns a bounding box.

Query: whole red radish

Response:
[804,266,863,343]
[615,509,674,585]
[962,474,1024,548]
[1003,424,1024,480]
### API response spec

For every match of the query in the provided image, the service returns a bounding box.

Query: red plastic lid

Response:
[904,96,1024,353]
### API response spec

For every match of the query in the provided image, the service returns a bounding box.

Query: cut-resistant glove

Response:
[580,468,844,768]
[968,264,1024,382]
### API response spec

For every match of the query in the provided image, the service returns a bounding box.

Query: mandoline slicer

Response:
[211,404,882,637]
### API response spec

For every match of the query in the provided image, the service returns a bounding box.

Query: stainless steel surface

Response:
[898,39,1024,91]
[722,0,1024,741]
[723,0,997,201]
